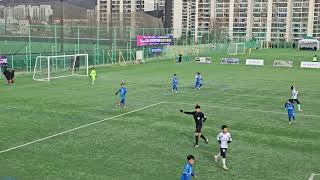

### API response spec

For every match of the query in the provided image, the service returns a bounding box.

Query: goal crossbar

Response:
[33,54,89,82]
[228,43,246,55]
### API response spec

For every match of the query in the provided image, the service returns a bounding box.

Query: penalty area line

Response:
[309,173,320,180]
[0,101,166,155]
[167,101,320,118]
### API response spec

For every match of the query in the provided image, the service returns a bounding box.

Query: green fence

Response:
[0,23,298,73]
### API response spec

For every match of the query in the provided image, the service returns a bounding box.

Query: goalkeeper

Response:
[89,67,97,85]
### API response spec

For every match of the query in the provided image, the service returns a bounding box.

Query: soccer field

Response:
[0,49,320,180]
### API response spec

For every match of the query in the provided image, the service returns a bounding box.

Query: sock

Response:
[298,104,301,110]
[222,158,226,166]
[200,134,207,141]
[195,136,199,145]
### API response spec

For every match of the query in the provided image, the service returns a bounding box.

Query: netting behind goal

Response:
[33,54,89,82]
[228,43,246,55]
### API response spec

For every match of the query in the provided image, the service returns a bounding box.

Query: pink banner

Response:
[137,35,173,46]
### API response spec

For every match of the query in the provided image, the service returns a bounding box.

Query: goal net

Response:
[33,54,89,82]
[228,43,246,55]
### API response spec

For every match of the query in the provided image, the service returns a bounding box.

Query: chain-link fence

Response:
[0,24,298,73]
[0,1,298,73]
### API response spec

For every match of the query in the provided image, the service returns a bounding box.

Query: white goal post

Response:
[33,54,89,82]
[228,43,246,55]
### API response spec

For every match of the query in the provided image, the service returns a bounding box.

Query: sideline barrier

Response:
[196,57,212,64]
[273,60,293,68]
[300,61,320,69]
[246,59,264,66]
[221,58,240,64]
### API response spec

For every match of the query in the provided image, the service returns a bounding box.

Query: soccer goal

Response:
[228,43,246,55]
[33,54,89,82]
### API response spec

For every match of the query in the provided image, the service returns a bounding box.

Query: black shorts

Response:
[292,99,300,104]
[5,76,11,80]
[195,128,202,133]
[220,148,228,158]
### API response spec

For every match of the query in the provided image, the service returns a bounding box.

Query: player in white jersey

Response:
[291,86,302,111]
[214,125,232,170]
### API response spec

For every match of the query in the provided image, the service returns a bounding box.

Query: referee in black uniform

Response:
[180,104,208,147]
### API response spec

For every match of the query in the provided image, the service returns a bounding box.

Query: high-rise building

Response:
[172,0,214,40]
[140,0,165,11]
[97,0,145,27]
[154,0,166,11]
[96,0,320,42]
[87,8,97,26]
[213,0,319,43]
[0,4,53,22]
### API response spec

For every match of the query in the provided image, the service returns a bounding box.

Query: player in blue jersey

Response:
[115,83,128,108]
[172,74,178,93]
[194,72,199,89]
[180,155,197,180]
[284,99,295,125]
[197,73,203,89]
[194,72,203,90]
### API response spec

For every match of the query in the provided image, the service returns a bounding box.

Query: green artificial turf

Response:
[0,48,319,180]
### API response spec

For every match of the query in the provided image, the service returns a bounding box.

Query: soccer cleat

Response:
[193,144,199,148]
[223,165,229,171]
[214,155,218,162]
[289,121,292,125]
[205,138,209,144]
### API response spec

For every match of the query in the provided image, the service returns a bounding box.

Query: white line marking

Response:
[167,101,320,118]
[0,101,166,154]
[308,173,320,180]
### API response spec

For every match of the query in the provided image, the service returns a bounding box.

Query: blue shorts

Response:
[120,99,126,105]
[180,174,191,180]
[173,84,178,90]
[288,113,295,120]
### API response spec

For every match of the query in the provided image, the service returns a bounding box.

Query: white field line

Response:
[167,101,320,118]
[0,101,166,154]
[308,173,320,180]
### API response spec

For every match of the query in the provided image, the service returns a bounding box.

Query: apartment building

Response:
[215,0,319,42]
[0,4,53,22]
[172,0,214,39]
[97,0,145,27]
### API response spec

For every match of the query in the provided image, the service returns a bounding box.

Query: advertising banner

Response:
[300,61,320,69]
[273,60,293,68]
[246,59,264,66]
[149,47,163,54]
[137,35,173,46]
[196,57,212,64]
[221,58,240,64]
[0,56,7,67]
